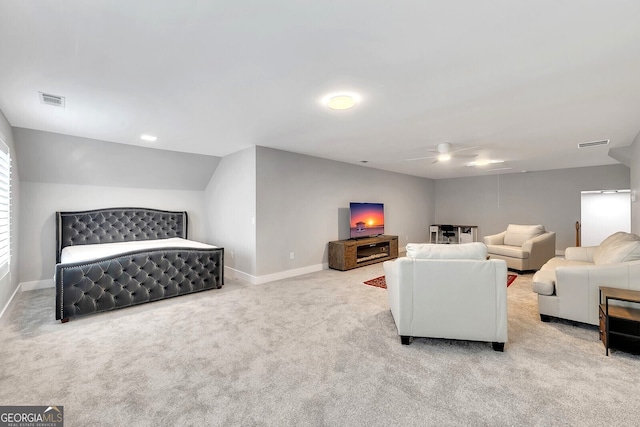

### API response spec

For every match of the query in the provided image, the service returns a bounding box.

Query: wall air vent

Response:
[39,92,65,108]
[577,139,609,148]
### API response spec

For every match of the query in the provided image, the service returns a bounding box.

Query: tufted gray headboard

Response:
[56,208,188,263]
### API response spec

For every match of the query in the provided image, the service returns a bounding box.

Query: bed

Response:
[55,207,224,322]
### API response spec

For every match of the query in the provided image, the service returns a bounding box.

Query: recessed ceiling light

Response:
[140,134,157,142]
[321,92,361,110]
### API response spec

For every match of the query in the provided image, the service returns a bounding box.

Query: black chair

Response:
[441,225,456,243]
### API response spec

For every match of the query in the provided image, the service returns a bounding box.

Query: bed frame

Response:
[55,207,224,322]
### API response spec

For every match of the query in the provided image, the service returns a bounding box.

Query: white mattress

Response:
[60,237,217,264]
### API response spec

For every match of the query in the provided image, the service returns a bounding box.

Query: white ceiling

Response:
[1,0,639,179]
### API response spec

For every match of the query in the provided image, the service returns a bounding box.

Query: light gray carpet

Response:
[1,264,639,426]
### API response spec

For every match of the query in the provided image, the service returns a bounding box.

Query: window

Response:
[0,138,9,279]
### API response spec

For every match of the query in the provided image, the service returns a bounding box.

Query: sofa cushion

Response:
[599,231,639,248]
[485,244,529,260]
[593,232,640,264]
[540,256,593,270]
[593,239,640,265]
[503,224,545,247]
[406,242,487,260]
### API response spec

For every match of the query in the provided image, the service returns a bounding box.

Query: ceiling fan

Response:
[405,142,479,164]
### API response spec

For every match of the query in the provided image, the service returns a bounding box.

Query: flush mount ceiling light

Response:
[467,159,505,167]
[140,134,157,142]
[321,92,361,110]
[438,153,452,162]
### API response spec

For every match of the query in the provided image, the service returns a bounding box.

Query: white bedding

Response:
[60,237,217,264]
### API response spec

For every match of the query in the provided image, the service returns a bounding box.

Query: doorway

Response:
[580,190,631,247]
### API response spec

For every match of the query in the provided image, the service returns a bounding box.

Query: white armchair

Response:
[383,242,508,351]
[484,224,556,271]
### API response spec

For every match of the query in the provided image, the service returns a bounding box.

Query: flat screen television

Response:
[349,202,384,239]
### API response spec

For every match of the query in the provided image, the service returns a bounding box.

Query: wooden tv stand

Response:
[328,235,398,271]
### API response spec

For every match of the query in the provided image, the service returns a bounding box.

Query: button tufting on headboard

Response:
[56,208,188,263]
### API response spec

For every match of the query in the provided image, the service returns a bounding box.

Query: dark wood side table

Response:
[599,286,640,356]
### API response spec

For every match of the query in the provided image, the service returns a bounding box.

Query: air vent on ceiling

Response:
[577,139,609,148]
[39,92,65,108]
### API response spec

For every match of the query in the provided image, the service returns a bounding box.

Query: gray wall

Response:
[255,147,435,277]
[434,164,630,251]
[631,130,640,233]
[13,129,214,284]
[0,109,20,315]
[8,122,635,289]
[203,146,257,277]
[19,182,208,283]
[14,128,220,190]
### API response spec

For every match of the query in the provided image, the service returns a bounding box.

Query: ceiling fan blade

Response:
[404,144,480,162]
[453,154,478,159]
[451,145,480,154]
[431,159,439,164]
[405,155,437,161]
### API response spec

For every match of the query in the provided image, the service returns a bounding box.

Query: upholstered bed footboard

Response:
[56,247,224,321]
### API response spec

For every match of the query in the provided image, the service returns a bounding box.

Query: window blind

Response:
[0,138,10,274]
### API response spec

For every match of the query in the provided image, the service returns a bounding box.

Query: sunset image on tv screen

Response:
[350,203,384,238]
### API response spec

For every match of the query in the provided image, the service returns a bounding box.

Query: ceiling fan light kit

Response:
[404,142,480,163]
[437,142,452,153]
[467,159,505,167]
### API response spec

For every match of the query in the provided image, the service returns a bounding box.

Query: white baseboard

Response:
[1,280,55,320]
[225,263,328,285]
[0,283,21,321]
[224,266,254,284]
[20,279,54,291]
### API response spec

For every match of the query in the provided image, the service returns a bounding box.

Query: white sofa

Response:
[484,224,556,271]
[383,242,508,351]
[532,232,640,325]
